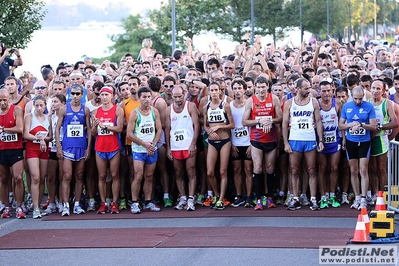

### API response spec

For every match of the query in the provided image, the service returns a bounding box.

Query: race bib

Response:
[349,127,366,136]
[234,127,249,138]
[33,131,48,143]
[98,122,113,136]
[208,109,224,123]
[1,133,18,142]
[172,129,188,142]
[139,122,155,137]
[293,117,312,130]
[323,131,336,144]
[67,125,84,138]
[256,116,272,129]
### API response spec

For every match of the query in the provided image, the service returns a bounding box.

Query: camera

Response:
[9,49,15,54]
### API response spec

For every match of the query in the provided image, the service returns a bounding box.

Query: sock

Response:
[9,192,13,196]
[252,172,263,199]
[310,196,316,201]
[367,190,371,197]
[207,191,213,197]
[188,196,194,200]
[325,192,329,198]
[164,193,169,199]
[355,195,361,201]
[279,191,285,197]
[294,196,299,201]
[321,195,326,200]
[74,201,79,207]
[266,173,275,197]
[330,192,335,198]
[181,195,187,201]
[90,198,95,202]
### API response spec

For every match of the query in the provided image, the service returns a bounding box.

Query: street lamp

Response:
[172,0,176,54]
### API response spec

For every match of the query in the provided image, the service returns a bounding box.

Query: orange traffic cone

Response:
[374,191,386,211]
[360,207,370,235]
[352,214,369,243]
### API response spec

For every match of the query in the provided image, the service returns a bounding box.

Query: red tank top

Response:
[250,94,277,143]
[0,105,23,150]
[95,104,119,152]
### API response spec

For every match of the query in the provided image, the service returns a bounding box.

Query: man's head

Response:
[118,81,130,100]
[352,86,365,106]
[360,75,372,91]
[4,76,18,95]
[137,87,152,106]
[335,86,349,104]
[0,88,10,110]
[70,71,84,85]
[244,77,254,97]
[33,80,48,97]
[295,78,311,98]
[370,79,386,100]
[254,76,271,97]
[172,85,185,106]
[223,61,235,77]
[52,80,66,96]
[206,58,220,73]
[231,79,247,99]
[148,76,162,93]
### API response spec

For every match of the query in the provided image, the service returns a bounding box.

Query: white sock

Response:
[74,201,79,207]
[330,192,335,197]
[181,195,187,201]
[164,193,169,199]
[207,191,213,197]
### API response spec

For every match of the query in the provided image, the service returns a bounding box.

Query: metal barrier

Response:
[387,140,399,213]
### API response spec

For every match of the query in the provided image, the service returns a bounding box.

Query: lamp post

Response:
[327,0,330,37]
[251,0,254,45]
[300,0,303,43]
[171,0,176,54]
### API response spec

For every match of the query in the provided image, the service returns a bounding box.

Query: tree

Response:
[149,0,231,48]
[0,0,47,49]
[93,15,170,64]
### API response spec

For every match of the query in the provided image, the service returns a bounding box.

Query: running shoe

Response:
[45,203,57,214]
[163,197,173,208]
[287,199,301,210]
[254,199,263,211]
[73,204,86,214]
[231,196,245,207]
[358,200,367,211]
[261,196,267,207]
[32,208,42,219]
[299,194,309,206]
[275,195,285,205]
[57,202,64,213]
[319,197,329,209]
[0,202,5,213]
[366,196,374,205]
[111,202,119,214]
[12,200,17,210]
[42,198,50,210]
[62,203,70,216]
[196,194,205,205]
[186,198,195,211]
[97,202,107,214]
[347,191,355,202]
[130,202,141,214]
[266,197,276,208]
[16,207,25,219]
[27,195,33,212]
[144,201,161,212]
[310,199,320,211]
[210,196,218,209]
[202,196,213,207]
[244,196,255,208]
[329,196,341,208]
[8,194,13,206]
[284,194,293,206]
[87,200,96,212]
[223,198,230,206]
[341,192,350,205]
[119,199,127,210]
[350,199,360,210]
[1,207,11,218]
[174,198,187,210]
[214,200,225,210]
[21,203,29,214]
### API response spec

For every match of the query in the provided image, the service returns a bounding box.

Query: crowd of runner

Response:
[0,35,398,218]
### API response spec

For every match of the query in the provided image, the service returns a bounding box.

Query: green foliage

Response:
[92,15,170,64]
[0,0,46,49]
[149,0,231,48]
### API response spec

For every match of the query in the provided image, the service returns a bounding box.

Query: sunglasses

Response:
[164,85,174,88]
[64,80,70,82]
[71,78,81,81]
[94,92,100,96]
[71,92,81,96]
[35,86,47,90]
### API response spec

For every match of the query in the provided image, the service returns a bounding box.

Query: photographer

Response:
[0,43,23,86]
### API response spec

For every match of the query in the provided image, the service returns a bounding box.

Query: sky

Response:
[44,0,164,14]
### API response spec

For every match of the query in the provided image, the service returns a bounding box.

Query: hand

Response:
[208,131,220,140]
[56,147,63,159]
[166,149,173,161]
[40,141,47,152]
[243,33,250,40]
[284,143,292,154]
[246,146,252,158]
[317,142,324,152]
[188,144,196,157]
[341,140,346,151]
[84,148,90,161]
[145,142,156,155]
[231,145,238,157]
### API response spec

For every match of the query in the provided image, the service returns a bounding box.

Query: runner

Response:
[165,85,199,211]
[91,86,124,214]
[0,89,26,219]
[242,76,282,210]
[203,82,235,210]
[339,87,377,210]
[55,84,92,216]
[127,87,162,214]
